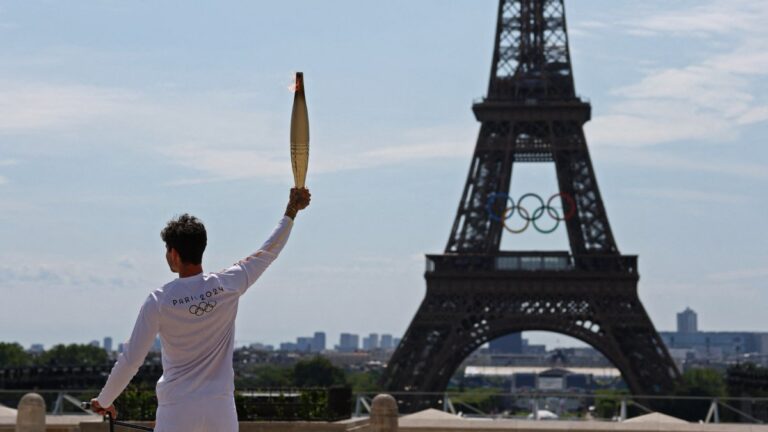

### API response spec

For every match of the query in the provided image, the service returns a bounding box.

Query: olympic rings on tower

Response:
[485,192,576,234]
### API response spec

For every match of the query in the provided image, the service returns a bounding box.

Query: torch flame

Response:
[287,73,302,93]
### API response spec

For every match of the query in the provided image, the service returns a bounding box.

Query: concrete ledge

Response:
[79,420,358,432]
[0,418,765,432]
[397,418,768,432]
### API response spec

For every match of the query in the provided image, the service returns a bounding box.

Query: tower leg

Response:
[383,272,679,412]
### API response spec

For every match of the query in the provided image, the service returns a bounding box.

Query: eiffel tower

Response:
[382,0,679,409]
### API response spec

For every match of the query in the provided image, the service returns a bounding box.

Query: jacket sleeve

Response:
[96,294,160,407]
[217,216,294,295]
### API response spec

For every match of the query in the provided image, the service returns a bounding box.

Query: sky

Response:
[1,1,767,351]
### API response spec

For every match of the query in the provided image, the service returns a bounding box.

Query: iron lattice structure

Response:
[382,0,679,410]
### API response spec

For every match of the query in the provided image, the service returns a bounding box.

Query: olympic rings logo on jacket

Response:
[188,300,217,316]
[485,192,576,234]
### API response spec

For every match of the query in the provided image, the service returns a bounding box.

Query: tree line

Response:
[0,342,109,368]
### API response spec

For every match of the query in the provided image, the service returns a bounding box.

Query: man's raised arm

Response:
[219,188,311,295]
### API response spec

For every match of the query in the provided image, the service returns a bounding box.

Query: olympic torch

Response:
[290,72,309,189]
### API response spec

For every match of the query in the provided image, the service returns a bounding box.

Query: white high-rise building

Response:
[337,333,359,352]
[362,333,379,351]
[677,307,698,333]
[103,337,113,353]
[312,332,326,352]
[380,334,394,350]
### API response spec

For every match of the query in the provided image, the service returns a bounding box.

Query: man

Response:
[90,188,311,432]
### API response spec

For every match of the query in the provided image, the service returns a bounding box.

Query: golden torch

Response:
[290,72,309,189]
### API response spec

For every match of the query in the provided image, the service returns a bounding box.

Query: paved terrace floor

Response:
[2,409,768,432]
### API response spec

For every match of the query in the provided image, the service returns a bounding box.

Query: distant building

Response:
[337,333,359,352]
[363,333,379,351]
[296,337,313,352]
[511,368,597,393]
[522,338,546,354]
[29,344,44,354]
[393,338,401,349]
[249,342,274,351]
[118,343,125,354]
[489,333,523,354]
[89,340,100,348]
[313,332,326,352]
[151,336,161,353]
[468,366,615,407]
[103,337,113,353]
[660,331,768,360]
[662,309,768,363]
[677,307,698,333]
[380,334,393,350]
[280,342,297,351]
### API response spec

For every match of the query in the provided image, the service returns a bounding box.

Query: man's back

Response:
[154,272,240,405]
[96,216,294,408]
[90,188,310,432]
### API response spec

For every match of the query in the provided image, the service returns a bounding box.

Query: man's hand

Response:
[285,188,311,219]
[90,398,117,419]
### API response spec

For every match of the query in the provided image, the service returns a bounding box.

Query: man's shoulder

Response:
[151,279,184,302]
[151,273,235,301]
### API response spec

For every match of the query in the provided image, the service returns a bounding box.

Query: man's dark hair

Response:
[161,213,207,264]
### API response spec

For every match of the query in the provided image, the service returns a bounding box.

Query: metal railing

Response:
[4,389,767,424]
[0,387,353,422]
[353,391,768,424]
[0,389,97,416]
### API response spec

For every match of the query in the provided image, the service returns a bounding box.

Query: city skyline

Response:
[14,305,768,373]
[9,306,747,353]
[2,1,767,351]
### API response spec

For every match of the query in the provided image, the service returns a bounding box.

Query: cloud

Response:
[162,145,287,185]
[599,147,768,181]
[164,126,474,184]
[569,19,611,37]
[0,81,136,132]
[738,106,768,125]
[625,187,749,205]
[587,105,733,147]
[588,0,768,147]
[707,267,768,282]
[0,158,17,186]
[117,257,136,270]
[0,77,474,184]
[0,255,155,291]
[626,1,767,37]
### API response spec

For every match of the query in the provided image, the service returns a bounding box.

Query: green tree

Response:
[0,342,32,367]
[593,389,628,419]
[293,356,346,387]
[727,363,768,397]
[37,344,108,366]
[347,369,383,393]
[660,368,726,422]
[677,368,727,397]
[236,364,294,388]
